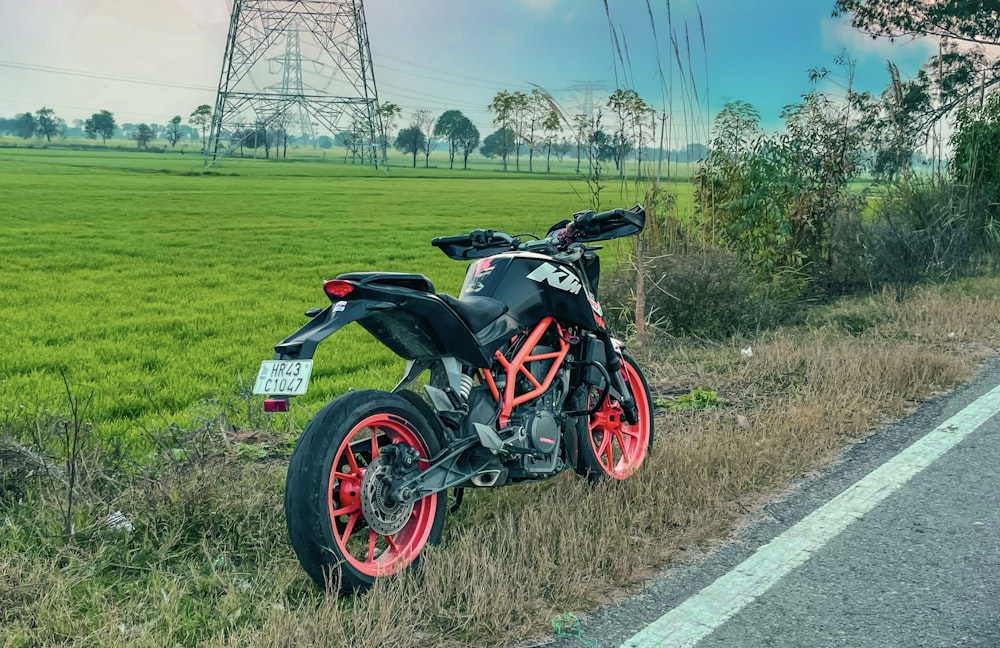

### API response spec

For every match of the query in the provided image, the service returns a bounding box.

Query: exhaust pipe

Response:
[470,469,502,487]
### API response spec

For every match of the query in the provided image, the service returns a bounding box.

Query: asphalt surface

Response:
[538,358,1000,648]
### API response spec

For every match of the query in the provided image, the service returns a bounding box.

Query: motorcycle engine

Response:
[505,345,570,477]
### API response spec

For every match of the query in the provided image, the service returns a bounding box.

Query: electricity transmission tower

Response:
[207,0,385,166]
[267,30,315,144]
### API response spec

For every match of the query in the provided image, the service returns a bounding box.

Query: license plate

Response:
[252,360,313,396]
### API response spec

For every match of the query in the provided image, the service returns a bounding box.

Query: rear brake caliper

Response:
[378,444,423,505]
[360,444,421,535]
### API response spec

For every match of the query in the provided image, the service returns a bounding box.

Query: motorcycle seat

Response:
[336,272,435,293]
[438,294,508,333]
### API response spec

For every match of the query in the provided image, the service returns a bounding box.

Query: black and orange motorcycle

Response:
[253,205,654,593]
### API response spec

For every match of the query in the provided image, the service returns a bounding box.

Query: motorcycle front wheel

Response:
[575,350,654,481]
[284,390,446,593]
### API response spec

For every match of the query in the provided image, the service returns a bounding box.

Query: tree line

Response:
[0,104,215,151]
[0,94,703,172]
[381,88,701,174]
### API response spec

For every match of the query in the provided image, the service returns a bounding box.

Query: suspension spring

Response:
[459,373,474,400]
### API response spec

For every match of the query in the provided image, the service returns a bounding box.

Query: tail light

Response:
[323,279,355,299]
[263,398,289,413]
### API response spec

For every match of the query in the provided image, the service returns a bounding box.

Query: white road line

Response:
[622,382,1000,648]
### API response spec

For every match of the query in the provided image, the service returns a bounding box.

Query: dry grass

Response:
[3,282,1000,647]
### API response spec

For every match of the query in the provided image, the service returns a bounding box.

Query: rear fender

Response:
[274,292,490,366]
[272,299,392,360]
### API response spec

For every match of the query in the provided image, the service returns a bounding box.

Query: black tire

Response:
[574,351,654,481]
[284,390,447,594]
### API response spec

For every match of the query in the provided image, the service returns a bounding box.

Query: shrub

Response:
[602,245,797,340]
[809,208,871,298]
[694,91,867,300]
[865,177,992,301]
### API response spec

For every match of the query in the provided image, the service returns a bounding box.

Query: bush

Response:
[865,178,993,301]
[602,246,798,340]
[808,207,871,299]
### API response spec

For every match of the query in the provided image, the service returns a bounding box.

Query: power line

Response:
[0,56,577,130]
[376,62,508,93]
[0,97,177,121]
[0,59,215,93]
[0,57,496,118]
[372,50,523,89]
[376,81,488,112]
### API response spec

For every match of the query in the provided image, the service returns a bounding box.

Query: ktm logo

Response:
[527,262,582,294]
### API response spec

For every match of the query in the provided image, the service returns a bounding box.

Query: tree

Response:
[554,138,572,162]
[134,123,154,149]
[378,102,401,161]
[334,130,357,161]
[525,89,563,173]
[952,93,1000,199]
[317,135,334,149]
[189,104,212,151]
[488,90,516,171]
[480,128,515,161]
[434,109,466,169]
[15,113,36,139]
[341,119,365,164]
[412,109,436,168]
[510,91,529,171]
[455,119,480,170]
[229,127,248,157]
[540,104,562,173]
[394,126,425,167]
[239,125,268,157]
[524,90,546,173]
[590,129,617,163]
[694,77,867,292]
[270,112,292,158]
[607,89,632,175]
[607,89,653,178]
[84,110,116,145]
[255,120,272,159]
[853,62,932,183]
[834,0,1000,129]
[67,119,85,138]
[713,100,762,159]
[35,107,60,142]
[164,116,183,147]
[379,102,401,134]
[833,0,1000,47]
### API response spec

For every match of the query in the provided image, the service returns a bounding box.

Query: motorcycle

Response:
[253,204,654,593]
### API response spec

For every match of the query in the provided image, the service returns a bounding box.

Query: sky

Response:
[0,0,939,145]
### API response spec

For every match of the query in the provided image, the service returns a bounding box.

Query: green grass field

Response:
[0,146,693,450]
[6,144,1000,647]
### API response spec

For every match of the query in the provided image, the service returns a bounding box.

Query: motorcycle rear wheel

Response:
[284,390,446,593]
[575,351,654,481]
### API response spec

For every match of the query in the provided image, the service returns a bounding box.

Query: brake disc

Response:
[360,455,415,536]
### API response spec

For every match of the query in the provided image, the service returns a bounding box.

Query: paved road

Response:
[541,359,1000,648]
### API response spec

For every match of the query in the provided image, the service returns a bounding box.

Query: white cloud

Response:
[820,14,937,63]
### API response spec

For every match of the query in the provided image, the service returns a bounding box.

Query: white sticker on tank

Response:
[527,262,583,294]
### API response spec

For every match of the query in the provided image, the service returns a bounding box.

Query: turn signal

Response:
[323,279,355,299]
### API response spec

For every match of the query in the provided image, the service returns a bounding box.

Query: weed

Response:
[656,386,722,411]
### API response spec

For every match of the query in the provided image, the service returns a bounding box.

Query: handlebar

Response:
[432,204,644,261]
[469,229,514,248]
[432,233,473,247]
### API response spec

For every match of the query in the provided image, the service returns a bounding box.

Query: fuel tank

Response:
[459,252,603,344]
